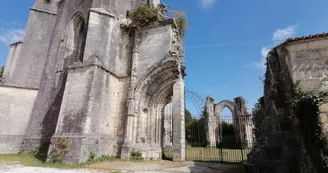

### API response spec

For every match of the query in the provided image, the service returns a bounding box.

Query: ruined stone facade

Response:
[245,33,328,173]
[0,0,185,164]
[205,96,253,148]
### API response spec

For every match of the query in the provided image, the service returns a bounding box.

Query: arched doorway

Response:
[121,59,186,161]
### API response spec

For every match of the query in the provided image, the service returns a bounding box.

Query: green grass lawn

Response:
[164,147,251,163]
[0,154,84,169]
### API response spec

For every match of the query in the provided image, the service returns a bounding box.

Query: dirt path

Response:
[0,161,244,173]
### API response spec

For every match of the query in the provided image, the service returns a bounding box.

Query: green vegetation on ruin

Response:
[126,4,188,37]
[292,89,328,173]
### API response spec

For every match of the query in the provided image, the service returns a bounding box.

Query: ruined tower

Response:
[0,0,185,164]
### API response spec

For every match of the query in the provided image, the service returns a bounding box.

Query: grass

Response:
[164,147,251,163]
[0,153,122,170]
[0,154,83,169]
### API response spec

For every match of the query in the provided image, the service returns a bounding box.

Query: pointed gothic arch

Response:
[64,11,87,66]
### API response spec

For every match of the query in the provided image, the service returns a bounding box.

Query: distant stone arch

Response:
[206,97,253,148]
[215,100,237,118]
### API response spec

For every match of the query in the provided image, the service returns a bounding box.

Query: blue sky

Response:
[1,0,328,115]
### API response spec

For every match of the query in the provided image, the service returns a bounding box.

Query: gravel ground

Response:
[0,164,106,173]
[0,161,243,173]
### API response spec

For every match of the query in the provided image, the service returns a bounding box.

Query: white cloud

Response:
[0,29,25,45]
[254,25,297,70]
[201,0,216,8]
[254,47,270,71]
[260,47,270,58]
[272,25,296,42]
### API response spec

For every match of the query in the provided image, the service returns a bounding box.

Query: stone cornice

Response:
[30,8,57,16]
[0,84,39,91]
[66,61,128,79]
[10,41,23,47]
[89,8,115,18]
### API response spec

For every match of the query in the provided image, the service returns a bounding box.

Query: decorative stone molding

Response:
[30,8,57,16]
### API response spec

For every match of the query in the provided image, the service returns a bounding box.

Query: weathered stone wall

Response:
[137,25,172,80]
[319,103,328,137]
[1,0,185,164]
[0,86,38,153]
[245,48,307,173]
[284,39,328,90]
[107,76,130,152]
[21,0,95,153]
[244,37,328,172]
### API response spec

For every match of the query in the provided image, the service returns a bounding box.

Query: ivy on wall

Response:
[252,96,264,140]
[292,89,328,173]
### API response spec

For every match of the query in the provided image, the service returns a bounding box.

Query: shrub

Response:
[87,152,120,163]
[131,150,144,160]
[171,11,188,37]
[48,137,70,163]
[128,5,159,30]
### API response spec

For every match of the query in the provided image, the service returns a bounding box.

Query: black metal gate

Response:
[162,88,255,163]
[185,115,254,163]
[163,114,255,163]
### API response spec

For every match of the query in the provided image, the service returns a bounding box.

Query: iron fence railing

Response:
[163,114,256,163]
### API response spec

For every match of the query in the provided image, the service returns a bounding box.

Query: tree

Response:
[185,108,207,147]
[0,66,4,78]
[185,109,193,127]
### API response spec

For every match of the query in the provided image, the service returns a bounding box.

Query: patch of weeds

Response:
[128,5,159,30]
[87,152,96,162]
[48,137,70,163]
[17,149,24,155]
[131,150,144,161]
[87,152,120,163]
[171,10,188,37]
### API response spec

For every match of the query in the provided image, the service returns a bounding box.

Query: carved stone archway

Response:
[121,57,185,161]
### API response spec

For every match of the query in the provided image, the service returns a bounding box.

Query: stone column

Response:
[121,32,141,160]
[205,97,216,147]
[172,76,185,161]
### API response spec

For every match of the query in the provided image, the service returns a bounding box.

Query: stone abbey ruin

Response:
[0,0,186,164]
[1,0,328,172]
[245,33,328,173]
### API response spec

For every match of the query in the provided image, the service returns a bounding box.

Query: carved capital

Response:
[172,69,180,79]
